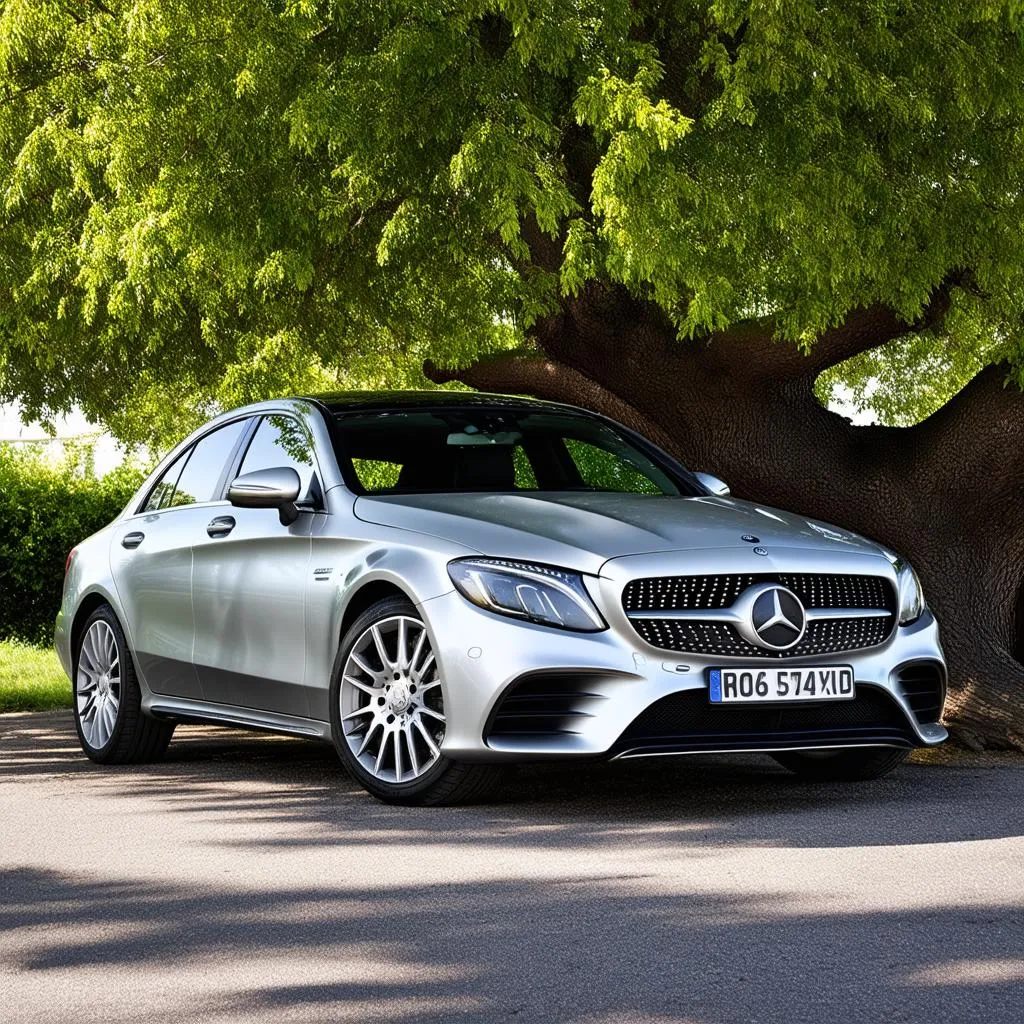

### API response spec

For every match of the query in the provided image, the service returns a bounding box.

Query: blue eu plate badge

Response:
[709,669,722,703]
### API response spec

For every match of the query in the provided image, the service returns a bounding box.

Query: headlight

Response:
[447,558,607,632]
[894,558,925,625]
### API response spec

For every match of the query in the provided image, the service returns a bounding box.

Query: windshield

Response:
[332,406,692,496]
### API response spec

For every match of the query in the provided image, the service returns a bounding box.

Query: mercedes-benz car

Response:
[56,391,947,804]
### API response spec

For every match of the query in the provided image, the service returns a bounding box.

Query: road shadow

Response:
[1,864,1021,1023]
[2,712,1021,853]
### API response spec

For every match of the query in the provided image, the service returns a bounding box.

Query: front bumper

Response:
[424,589,947,763]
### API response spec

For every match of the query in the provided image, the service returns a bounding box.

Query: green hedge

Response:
[0,443,145,645]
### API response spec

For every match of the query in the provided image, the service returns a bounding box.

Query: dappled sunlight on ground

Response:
[1,712,1022,1022]
[904,958,1024,987]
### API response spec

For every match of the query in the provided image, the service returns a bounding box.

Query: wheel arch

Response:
[331,541,457,650]
[315,542,460,699]
[69,589,122,664]
[337,578,417,647]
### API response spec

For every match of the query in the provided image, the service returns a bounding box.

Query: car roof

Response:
[307,389,580,415]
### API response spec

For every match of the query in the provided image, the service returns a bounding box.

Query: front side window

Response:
[140,419,248,513]
[351,458,402,491]
[332,407,688,496]
[237,414,320,503]
[166,419,248,508]
[563,439,662,495]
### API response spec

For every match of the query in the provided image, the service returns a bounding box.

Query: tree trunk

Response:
[427,284,1024,750]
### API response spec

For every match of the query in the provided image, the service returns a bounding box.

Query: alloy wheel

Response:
[339,615,446,784]
[76,619,121,749]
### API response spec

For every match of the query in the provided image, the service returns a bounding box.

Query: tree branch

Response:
[918,362,1024,462]
[518,214,564,275]
[801,269,971,374]
[700,269,972,379]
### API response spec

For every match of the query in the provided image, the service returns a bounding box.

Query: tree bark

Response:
[426,284,1024,750]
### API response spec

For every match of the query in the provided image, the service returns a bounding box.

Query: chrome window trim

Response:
[134,414,256,516]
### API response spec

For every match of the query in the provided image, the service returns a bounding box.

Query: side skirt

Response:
[145,695,331,740]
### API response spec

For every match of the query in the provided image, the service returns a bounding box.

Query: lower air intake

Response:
[612,686,917,757]
[485,674,609,741]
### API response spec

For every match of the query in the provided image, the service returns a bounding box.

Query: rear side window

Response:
[512,445,538,489]
[141,449,189,513]
[140,419,248,512]
[237,414,319,503]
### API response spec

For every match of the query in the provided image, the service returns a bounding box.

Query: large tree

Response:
[2,1,1023,747]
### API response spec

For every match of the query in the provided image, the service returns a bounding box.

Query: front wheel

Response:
[329,596,503,805]
[772,747,910,781]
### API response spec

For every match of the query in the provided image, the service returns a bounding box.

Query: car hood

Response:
[353,492,886,574]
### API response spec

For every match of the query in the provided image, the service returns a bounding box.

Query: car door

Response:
[108,418,250,700]
[190,412,320,717]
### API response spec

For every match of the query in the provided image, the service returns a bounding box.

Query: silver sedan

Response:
[56,391,947,804]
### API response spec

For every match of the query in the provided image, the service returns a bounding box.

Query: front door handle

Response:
[121,532,145,549]
[206,515,236,538]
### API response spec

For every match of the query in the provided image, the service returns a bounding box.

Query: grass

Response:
[0,640,72,713]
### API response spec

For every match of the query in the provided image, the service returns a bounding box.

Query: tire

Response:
[772,746,910,781]
[72,605,175,765]
[329,596,504,805]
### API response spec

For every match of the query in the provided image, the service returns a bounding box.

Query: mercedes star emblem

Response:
[732,583,807,650]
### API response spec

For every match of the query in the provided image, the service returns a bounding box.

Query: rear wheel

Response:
[772,747,909,781]
[330,596,503,805]
[73,605,174,764]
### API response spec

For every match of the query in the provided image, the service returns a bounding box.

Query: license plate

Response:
[708,666,855,704]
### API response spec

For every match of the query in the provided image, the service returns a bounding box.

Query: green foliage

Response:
[0,444,145,644]
[2,1,1024,437]
[351,458,402,491]
[816,303,998,426]
[0,639,71,712]
[563,439,661,493]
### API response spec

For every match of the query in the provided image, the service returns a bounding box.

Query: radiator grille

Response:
[628,615,893,659]
[622,573,895,614]
[622,573,896,659]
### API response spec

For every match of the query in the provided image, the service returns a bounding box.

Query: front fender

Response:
[303,522,478,715]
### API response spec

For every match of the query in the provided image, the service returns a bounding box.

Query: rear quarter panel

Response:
[55,526,124,680]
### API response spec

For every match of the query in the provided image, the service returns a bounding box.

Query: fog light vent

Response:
[895,661,945,725]
[484,674,608,741]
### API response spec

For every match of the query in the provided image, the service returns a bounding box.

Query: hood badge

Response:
[753,546,768,556]
[741,534,759,543]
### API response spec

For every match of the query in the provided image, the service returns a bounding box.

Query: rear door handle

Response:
[121,532,145,549]
[206,515,236,538]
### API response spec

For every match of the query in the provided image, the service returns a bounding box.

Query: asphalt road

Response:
[1,712,1022,1024]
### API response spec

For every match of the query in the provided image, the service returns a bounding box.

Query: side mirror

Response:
[228,467,302,525]
[693,471,730,497]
